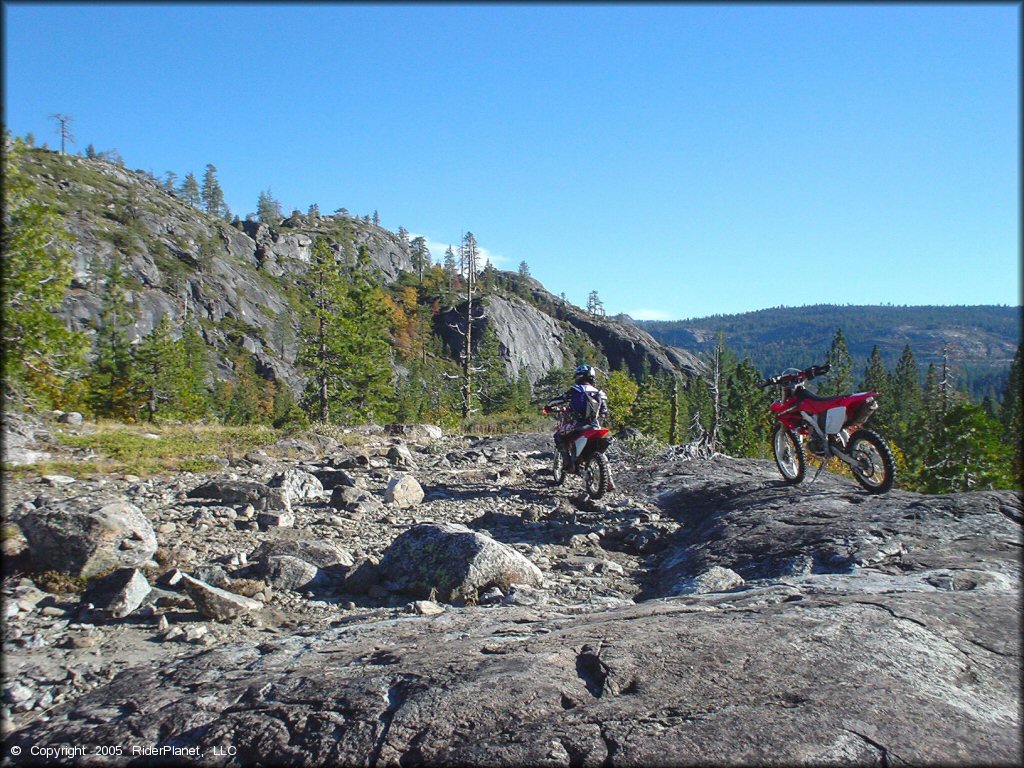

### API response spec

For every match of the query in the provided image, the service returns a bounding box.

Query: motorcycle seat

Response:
[794,388,838,403]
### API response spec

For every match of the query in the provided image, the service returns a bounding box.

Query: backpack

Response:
[570,384,604,423]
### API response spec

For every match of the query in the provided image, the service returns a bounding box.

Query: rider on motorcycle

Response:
[544,364,609,469]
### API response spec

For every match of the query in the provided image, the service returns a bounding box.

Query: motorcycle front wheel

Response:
[772,424,806,484]
[848,428,895,494]
[551,447,566,486]
[582,452,609,499]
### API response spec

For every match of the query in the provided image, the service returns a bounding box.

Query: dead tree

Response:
[49,113,74,155]
[446,232,485,418]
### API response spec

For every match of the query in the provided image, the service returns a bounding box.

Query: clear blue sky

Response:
[3,3,1019,320]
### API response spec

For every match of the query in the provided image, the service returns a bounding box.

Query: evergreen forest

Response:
[3,133,1021,495]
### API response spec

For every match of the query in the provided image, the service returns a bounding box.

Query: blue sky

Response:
[3,3,1019,320]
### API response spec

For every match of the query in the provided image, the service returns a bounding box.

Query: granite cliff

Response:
[17,147,697,395]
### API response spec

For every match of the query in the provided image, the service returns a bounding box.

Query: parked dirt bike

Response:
[757,362,896,494]
[542,406,615,499]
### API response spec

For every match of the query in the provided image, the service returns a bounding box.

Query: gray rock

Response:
[379,522,543,602]
[384,474,424,508]
[340,558,380,595]
[187,480,267,507]
[262,487,292,513]
[256,510,295,530]
[249,539,353,569]
[261,556,319,592]
[178,574,262,622]
[668,565,745,596]
[314,468,358,490]
[83,568,151,618]
[329,486,383,514]
[386,444,417,470]
[15,500,157,578]
[10,592,1018,766]
[58,412,84,426]
[268,469,324,503]
[388,424,444,442]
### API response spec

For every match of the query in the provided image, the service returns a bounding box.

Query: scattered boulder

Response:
[667,565,745,596]
[384,474,424,508]
[187,480,267,507]
[249,539,354,570]
[386,444,417,470]
[313,468,357,490]
[15,500,157,578]
[268,469,323,504]
[329,486,383,515]
[340,558,380,595]
[179,574,262,622]
[58,412,84,426]
[83,568,151,618]
[261,556,320,592]
[256,510,295,530]
[379,522,543,602]
[388,424,444,442]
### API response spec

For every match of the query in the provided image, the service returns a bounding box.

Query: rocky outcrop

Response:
[378,522,544,602]
[18,150,416,395]
[13,499,157,578]
[442,293,703,384]
[2,428,1019,763]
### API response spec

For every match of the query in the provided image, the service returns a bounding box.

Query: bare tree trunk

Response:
[669,380,679,445]
[708,345,722,452]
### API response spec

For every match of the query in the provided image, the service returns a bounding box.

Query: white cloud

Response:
[410,233,513,269]
[625,308,674,321]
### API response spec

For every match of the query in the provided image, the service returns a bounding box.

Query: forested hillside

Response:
[3,132,1020,493]
[640,304,1020,401]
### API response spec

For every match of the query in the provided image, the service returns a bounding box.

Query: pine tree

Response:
[179,173,201,207]
[821,328,853,396]
[722,357,768,457]
[587,290,605,317]
[1001,344,1023,486]
[410,236,431,284]
[87,256,139,419]
[178,314,211,419]
[860,345,892,433]
[457,232,481,417]
[475,324,510,414]
[135,315,185,422]
[890,344,922,445]
[919,403,1014,492]
[298,238,353,423]
[518,261,530,277]
[2,139,88,407]
[257,189,282,226]
[201,164,225,218]
[443,246,458,300]
[631,374,672,441]
[342,245,395,422]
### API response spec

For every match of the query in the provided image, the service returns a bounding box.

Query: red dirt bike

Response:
[542,406,615,499]
[757,362,896,494]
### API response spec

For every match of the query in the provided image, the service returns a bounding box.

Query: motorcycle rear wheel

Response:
[551,447,567,486]
[848,428,895,494]
[582,452,609,499]
[772,424,806,484]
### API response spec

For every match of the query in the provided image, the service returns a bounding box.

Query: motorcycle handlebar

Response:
[760,362,831,389]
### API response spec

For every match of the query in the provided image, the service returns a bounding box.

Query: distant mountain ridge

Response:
[639,304,1021,398]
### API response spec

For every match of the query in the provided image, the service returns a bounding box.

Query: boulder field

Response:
[2,422,1020,766]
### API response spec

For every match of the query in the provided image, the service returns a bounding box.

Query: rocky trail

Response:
[1,418,1020,766]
